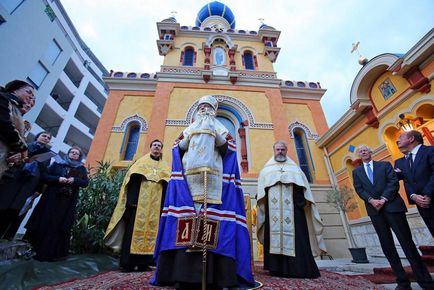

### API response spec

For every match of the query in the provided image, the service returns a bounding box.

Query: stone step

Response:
[422,255,434,266]
[419,245,434,256]
[373,265,434,276]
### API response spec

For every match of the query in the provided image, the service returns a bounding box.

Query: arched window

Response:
[293,128,313,182]
[182,47,195,66]
[243,51,255,70]
[216,116,236,137]
[122,122,141,160]
[216,105,250,173]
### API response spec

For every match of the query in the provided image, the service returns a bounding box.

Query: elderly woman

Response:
[0,131,52,240]
[0,80,35,179]
[24,146,88,261]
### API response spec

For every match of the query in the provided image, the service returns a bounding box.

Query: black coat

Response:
[0,91,27,152]
[24,161,88,260]
[394,145,434,204]
[0,142,50,210]
[352,161,407,216]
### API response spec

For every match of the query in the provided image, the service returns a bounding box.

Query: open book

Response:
[30,151,57,162]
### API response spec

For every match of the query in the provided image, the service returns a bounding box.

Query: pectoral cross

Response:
[279,166,285,173]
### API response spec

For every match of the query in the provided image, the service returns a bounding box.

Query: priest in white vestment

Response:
[257,141,326,278]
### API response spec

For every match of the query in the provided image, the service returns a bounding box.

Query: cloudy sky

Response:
[61,0,433,126]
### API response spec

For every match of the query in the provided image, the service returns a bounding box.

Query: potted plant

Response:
[327,185,369,263]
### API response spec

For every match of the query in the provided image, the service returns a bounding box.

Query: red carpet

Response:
[35,266,384,290]
[361,245,434,284]
[362,265,434,284]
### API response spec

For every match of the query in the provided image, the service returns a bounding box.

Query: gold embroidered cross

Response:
[198,146,205,157]
[190,141,197,150]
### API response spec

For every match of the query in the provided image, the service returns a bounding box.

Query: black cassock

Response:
[263,184,320,278]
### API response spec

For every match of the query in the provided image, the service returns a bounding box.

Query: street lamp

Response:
[396,114,414,132]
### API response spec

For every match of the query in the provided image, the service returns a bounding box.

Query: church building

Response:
[87,1,347,258]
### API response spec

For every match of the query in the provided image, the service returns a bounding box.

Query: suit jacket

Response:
[352,161,406,216]
[394,145,434,204]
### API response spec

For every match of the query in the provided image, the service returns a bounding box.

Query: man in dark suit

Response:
[395,130,433,237]
[352,145,434,290]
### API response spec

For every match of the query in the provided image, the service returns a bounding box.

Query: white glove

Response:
[179,134,190,150]
[215,133,226,146]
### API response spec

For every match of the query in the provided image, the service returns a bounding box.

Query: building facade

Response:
[317,29,434,256]
[87,1,349,259]
[0,0,108,157]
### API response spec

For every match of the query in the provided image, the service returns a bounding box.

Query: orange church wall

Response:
[326,116,366,154]
[282,98,329,136]
[162,125,186,165]
[370,72,410,112]
[86,90,154,169]
[264,89,295,160]
[328,126,380,173]
[101,95,154,165]
[144,82,174,154]
[420,59,434,76]
[306,139,330,183]
[282,102,329,182]
[248,129,276,173]
[92,81,330,183]
[114,95,154,125]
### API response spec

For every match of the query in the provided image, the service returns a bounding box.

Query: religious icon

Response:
[379,78,397,100]
[214,47,225,65]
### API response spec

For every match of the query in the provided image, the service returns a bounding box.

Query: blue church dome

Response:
[195,1,236,29]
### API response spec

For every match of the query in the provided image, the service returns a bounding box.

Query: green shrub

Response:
[71,161,127,254]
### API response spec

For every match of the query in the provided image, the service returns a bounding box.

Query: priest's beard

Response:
[274,154,287,162]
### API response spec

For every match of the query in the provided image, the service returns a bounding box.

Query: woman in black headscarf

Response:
[24,146,88,261]
[0,131,52,240]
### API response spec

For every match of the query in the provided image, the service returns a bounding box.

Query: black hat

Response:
[4,80,32,93]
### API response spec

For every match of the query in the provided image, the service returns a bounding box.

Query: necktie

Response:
[407,153,413,169]
[366,163,374,184]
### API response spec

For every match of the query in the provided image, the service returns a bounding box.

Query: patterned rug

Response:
[35,266,384,290]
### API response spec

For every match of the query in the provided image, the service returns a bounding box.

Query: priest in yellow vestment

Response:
[104,139,170,271]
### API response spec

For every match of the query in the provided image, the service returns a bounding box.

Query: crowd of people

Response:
[1,89,433,289]
[0,80,89,262]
